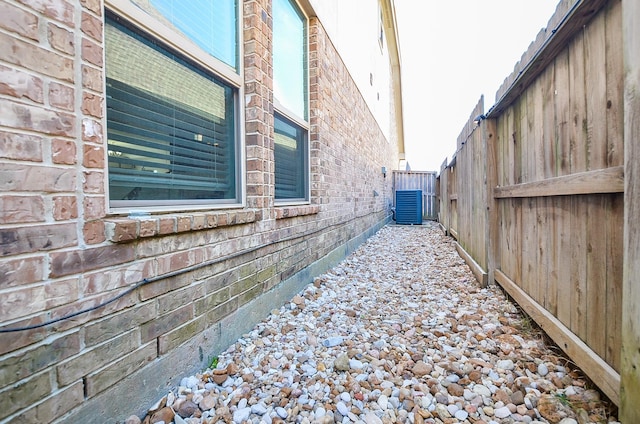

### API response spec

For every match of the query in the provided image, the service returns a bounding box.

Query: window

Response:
[105,1,241,210]
[275,113,308,200]
[273,0,309,203]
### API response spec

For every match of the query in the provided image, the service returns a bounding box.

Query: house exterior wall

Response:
[0,0,402,422]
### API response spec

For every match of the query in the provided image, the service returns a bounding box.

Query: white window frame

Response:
[104,0,245,214]
[273,0,311,206]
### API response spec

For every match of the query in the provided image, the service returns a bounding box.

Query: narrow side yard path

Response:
[132,223,617,424]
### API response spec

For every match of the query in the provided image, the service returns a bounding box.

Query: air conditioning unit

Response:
[395,189,422,225]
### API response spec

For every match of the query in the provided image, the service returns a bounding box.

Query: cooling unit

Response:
[395,189,423,225]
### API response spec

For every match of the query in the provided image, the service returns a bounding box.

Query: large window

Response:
[273,0,309,203]
[105,2,241,210]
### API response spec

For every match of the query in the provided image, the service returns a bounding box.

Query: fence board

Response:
[605,0,623,168]
[392,171,438,220]
[622,0,640,418]
[436,0,625,407]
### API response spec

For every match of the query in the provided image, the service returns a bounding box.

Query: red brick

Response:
[81,92,102,118]
[85,342,157,397]
[48,22,74,55]
[53,195,78,220]
[17,0,74,26]
[51,138,76,164]
[0,131,43,162]
[48,290,137,333]
[191,214,205,230]
[49,82,74,111]
[83,260,152,296]
[0,32,73,81]
[0,102,74,137]
[82,170,103,193]
[0,256,45,289]
[0,316,50,356]
[0,2,38,40]
[82,65,102,91]
[158,316,206,354]
[49,244,135,277]
[0,332,80,387]
[157,250,201,275]
[84,302,156,346]
[80,0,101,15]
[83,144,104,168]
[106,219,138,242]
[1,223,77,256]
[139,219,157,237]
[0,369,53,421]
[81,37,103,67]
[158,217,176,234]
[1,278,78,322]
[81,10,102,42]
[15,381,83,423]
[0,64,44,103]
[56,330,138,386]
[0,163,76,192]
[0,195,45,224]
[140,304,193,343]
[82,195,105,220]
[83,220,105,244]
[82,118,103,142]
[177,216,191,232]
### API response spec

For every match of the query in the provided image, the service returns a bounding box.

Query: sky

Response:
[394,0,561,171]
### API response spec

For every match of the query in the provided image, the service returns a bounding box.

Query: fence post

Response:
[484,118,499,286]
[621,0,640,419]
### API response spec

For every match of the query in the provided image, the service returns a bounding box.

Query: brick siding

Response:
[0,0,400,422]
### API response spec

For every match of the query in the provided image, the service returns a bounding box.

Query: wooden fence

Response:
[437,0,640,417]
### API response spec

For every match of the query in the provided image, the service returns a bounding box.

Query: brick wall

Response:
[0,0,400,422]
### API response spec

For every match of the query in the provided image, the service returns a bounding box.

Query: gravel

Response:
[131,222,618,424]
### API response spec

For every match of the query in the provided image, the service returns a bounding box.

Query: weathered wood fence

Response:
[392,171,438,220]
[436,0,640,418]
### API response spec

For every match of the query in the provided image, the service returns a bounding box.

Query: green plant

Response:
[209,356,218,369]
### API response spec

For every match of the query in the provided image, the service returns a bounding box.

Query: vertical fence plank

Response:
[607,194,623,370]
[570,29,587,173]
[585,11,608,171]
[586,196,608,359]
[622,0,640,419]
[606,0,624,169]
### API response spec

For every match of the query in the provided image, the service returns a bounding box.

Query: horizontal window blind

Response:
[275,113,307,200]
[106,17,236,205]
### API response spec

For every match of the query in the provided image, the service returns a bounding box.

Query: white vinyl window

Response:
[273,0,309,203]
[105,1,242,210]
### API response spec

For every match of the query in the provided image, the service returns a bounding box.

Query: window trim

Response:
[104,0,246,214]
[273,0,311,206]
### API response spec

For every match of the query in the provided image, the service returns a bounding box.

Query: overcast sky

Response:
[394,0,560,171]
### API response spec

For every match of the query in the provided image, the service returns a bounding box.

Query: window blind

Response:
[275,113,307,200]
[106,17,236,204]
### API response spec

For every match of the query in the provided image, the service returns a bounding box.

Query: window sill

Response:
[274,204,320,219]
[105,209,261,243]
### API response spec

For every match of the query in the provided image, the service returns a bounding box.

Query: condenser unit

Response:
[395,189,422,225]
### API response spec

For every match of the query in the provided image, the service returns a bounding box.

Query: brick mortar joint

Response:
[104,209,262,243]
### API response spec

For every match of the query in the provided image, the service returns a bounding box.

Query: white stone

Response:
[233,407,251,423]
[377,394,389,410]
[336,401,349,416]
[494,406,512,418]
[454,410,469,421]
